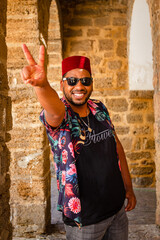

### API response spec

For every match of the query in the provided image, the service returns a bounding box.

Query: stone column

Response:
[151,0,160,226]
[6,0,50,237]
[0,1,12,239]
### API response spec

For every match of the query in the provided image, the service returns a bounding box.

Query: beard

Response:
[63,87,92,106]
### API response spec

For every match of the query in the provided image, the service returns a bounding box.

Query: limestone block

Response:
[115,126,130,135]
[47,41,62,53]
[70,40,93,52]
[146,113,155,123]
[112,17,126,26]
[10,179,49,202]
[143,138,155,150]
[132,126,151,135]
[116,40,127,58]
[130,101,149,111]
[69,18,92,26]
[119,137,132,150]
[87,28,100,37]
[99,39,114,51]
[132,176,154,187]
[10,148,50,178]
[126,151,151,161]
[48,54,62,65]
[112,114,121,122]
[116,71,127,88]
[7,0,37,15]
[47,67,61,82]
[48,29,61,41]
[64,28,83,38]
[7,18,38,33]
[107,98,128,112]
[12,204,46,236]
[75,8,102,17]
[94,74,114,89]
[131,166,154,175]
[127,113,143,123]
[108,60,122,70]
[7,46,39,69]
[129,90,153,99]
[94,16,110,26]
[7,30,39,43]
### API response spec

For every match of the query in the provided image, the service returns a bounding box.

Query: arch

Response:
[47,0,63,226]
[129,0,153,90]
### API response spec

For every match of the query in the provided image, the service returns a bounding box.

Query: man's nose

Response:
[75,79,85,88]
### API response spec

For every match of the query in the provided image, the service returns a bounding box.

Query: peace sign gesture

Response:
[21,44,47,87]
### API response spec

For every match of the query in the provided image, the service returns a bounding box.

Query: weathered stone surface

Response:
[69,18,92,26]
[94,16,110,26]
[126,151,151,161]
[132,126,151,135]
[116,40,127,57]
[132,176,154,187]
[116,71,127,88]
[63,28,82,38]
[115,126,130,135]
[130,101,149,111]
[129,90,154,99]
[99,39,114,51]
[108,60,122,70]
[1,0,159,238]
[70,40,93,51]
[127,113,143,123]
[112,17,127,26]
[131,166,154,175]
[107,98,128,112]
[87,28,100,36]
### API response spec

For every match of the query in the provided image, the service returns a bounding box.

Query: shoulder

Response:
[89,99,109,112]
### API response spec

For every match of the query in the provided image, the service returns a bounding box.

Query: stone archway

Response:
[128,0,160,227]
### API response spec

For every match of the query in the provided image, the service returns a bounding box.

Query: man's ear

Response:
[60,80,63,91]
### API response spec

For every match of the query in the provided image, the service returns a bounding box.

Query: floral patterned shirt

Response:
[40,97,115,225]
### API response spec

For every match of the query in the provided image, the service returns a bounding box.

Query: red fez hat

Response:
[62,56,91,76]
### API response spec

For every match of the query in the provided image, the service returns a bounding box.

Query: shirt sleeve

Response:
[39,106,68,133]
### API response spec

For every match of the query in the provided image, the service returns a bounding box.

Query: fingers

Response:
[125,191,136,212]
[38,45,45,67]
[22,44,37,66]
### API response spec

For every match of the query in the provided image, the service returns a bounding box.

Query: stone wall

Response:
[0,0,12,239]
[6,0,52,237]
[148,0,160,226]
[59,0,155,187]
[0,0,160,238]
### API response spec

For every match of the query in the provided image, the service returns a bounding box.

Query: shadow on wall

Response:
[0,0,13,239]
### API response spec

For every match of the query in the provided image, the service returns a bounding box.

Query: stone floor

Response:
[13,188,160,240]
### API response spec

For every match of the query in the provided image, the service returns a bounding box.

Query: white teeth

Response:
[74,93,84,97]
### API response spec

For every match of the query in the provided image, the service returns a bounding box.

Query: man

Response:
[21,44,136,240]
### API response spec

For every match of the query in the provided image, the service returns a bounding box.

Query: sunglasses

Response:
[63,77,93,86]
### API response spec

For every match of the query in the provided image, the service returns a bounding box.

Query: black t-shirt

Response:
[63,112,126,226]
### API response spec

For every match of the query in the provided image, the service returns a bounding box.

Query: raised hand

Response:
[21,44,47,87]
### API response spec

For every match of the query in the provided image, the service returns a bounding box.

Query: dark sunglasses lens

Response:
[67,77,77,86]
[81,77,92,86]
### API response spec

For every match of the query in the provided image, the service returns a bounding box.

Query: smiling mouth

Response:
[72,91,86,99]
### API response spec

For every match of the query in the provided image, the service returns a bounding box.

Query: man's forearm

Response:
[34,81,65,126]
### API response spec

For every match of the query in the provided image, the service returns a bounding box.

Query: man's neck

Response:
[67,101,89,117]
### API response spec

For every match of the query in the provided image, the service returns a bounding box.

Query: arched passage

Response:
[129,0,153,90]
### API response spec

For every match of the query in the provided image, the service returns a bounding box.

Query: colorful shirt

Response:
[40,97,115,225]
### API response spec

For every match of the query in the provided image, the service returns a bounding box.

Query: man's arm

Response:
[115,133,136,211]
[21,44,65,127]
